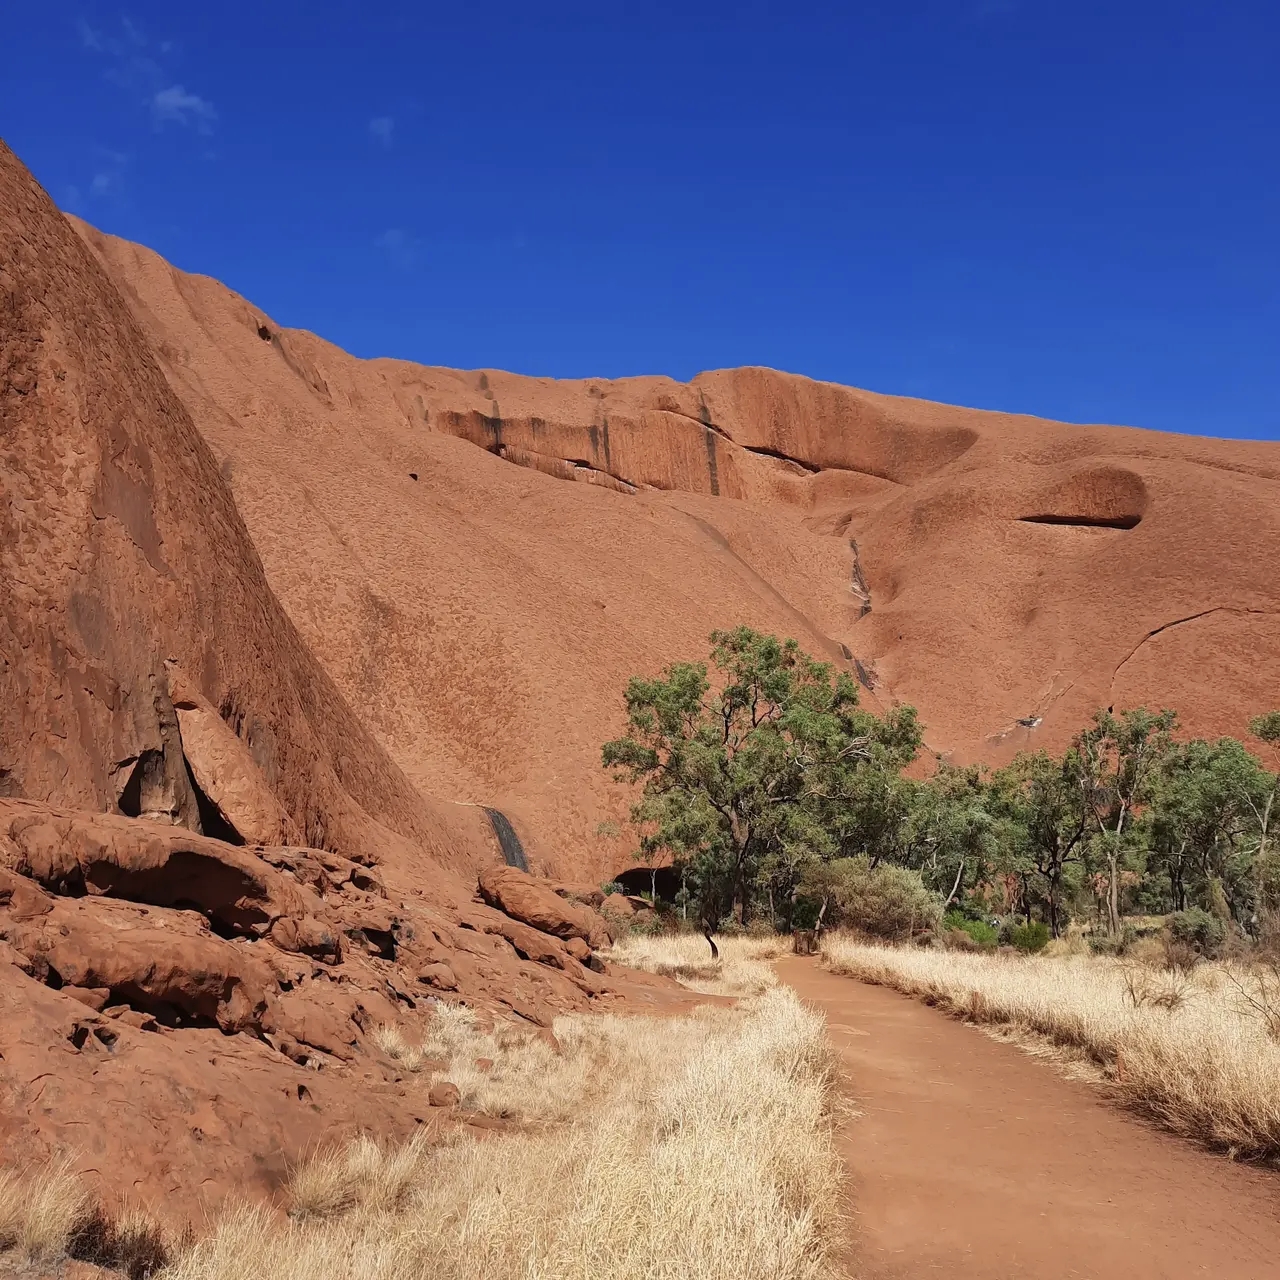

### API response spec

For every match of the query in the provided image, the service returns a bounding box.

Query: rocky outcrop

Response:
[0,139,489,879]
[62,187,1280,888]
[168,667,297,845]
[0,798,689,1216]
[478,864,613,950]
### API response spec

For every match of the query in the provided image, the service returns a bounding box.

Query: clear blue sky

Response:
[4,2,1278,439]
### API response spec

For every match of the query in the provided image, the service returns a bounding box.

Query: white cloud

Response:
[152,85,217,132]
[369,116,395,147]
[375,228,423,270]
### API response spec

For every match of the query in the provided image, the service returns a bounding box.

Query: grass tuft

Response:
[606,933,788,996]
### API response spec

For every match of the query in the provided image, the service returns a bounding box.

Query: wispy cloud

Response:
[369,116,395,148]
[152,85,217,132]
[375,228,423,271]
[80,17,217,134]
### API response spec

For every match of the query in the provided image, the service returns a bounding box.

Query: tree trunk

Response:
[1107,804,1128,937]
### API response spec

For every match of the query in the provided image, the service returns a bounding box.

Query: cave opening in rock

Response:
[117,749,162,819]
[614,865,681,901]
[1018,513,1141,530]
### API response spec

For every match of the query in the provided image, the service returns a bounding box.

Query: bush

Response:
[1166,908,1226,958]
[1004,920,1050,954]
[1088,926,1138,956]
[803,858,940,941]
[942,909,998,948]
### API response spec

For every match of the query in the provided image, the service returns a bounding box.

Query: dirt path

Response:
[775,956,1280,1280]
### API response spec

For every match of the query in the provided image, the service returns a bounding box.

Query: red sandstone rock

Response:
[167,667,296,846]
[563,936,592,963]
[59,195,1280,891]
[428,1081,461,1108]
[417,962,459,991]
[7,127,1278,1223]
[477,865,613,949]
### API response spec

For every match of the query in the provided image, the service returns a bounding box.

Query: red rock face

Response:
[0,142,698,1217]
[2,134,1280,1214]
[55,190,1278,883]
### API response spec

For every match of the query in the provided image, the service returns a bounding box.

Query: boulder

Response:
[0,800,315,937]
[459,905,574,969]
[417,962,459,991]
[167,668,297,846]
[4,896,274,1034]
[428,1081,461,1108]
[551,881,606,909]
[477,864,613,949]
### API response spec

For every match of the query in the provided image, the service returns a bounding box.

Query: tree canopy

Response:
[602,628,1280,942]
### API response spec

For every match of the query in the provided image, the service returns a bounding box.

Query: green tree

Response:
[991,751,1090,937]
[901,764,1000,908]
[601,627,919,936]
[798,856,940,940]
[1247,713,1280,919]
[1071,708,1177,937]
[1150,737,1270,922]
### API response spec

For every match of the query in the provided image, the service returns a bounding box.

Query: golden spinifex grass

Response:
[158,986,842,1280]
[822,934,1280,1158]
[605,933,789,996]
[0,1158,89,1264]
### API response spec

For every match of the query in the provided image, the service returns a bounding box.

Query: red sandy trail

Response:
[775,957,1280,1280]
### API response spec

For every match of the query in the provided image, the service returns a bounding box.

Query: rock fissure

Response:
[1108,607,1280,704]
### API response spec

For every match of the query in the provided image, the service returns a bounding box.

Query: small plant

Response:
[1121,962,1190,1012]
[943,909,998,948]
[1004,921,1051,954]
[1166,908,1226,959]
[599,880,625,897]
[1226,957,1280,1042]
[1088,925,1137,956]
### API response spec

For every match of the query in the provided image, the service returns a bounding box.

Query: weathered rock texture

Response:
[2,132,1280,1219]
[59,195,1279,882]
[0,142,694,1221]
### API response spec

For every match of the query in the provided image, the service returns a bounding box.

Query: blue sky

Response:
[4,2,1278,439]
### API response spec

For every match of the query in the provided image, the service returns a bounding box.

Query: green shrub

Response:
[943,909,999,948]
[1004,920,1051,953]
[802,858,941,941]
[1088,925,1138,956]
[1166,908,1226,958]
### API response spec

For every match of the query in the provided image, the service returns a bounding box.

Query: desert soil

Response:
[775,957,1280,1280]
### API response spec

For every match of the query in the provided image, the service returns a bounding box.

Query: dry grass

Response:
[372,1000,663,1121]
[605,933,789,996]
[822,933,1280,1159]
[0,1156,89,1264]
[0,1157,171,1276]
[158,986,842,1280]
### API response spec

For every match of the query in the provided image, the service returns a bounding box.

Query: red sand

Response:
[779,957,1280,1279]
